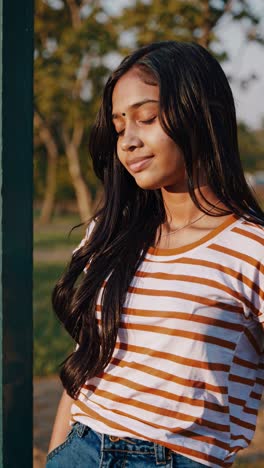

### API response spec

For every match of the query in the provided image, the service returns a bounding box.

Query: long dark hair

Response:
[52,41,264,398]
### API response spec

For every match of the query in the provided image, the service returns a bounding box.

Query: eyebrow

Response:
[112,99,158,120]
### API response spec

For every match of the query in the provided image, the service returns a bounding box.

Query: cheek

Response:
[159,138,184,163]
[155,131,178,152]
[116,143,124,164]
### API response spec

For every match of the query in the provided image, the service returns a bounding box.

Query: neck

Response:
[161,184,222,228]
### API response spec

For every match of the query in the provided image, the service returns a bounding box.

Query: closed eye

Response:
[115,116,157,138]
[139,116,157,124]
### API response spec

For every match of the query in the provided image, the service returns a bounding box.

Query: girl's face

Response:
[112,67,187,192]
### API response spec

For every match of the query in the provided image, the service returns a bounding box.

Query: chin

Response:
[133,170,172,190]
[134,178,162,191]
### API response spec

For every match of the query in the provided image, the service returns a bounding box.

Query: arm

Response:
[48,389,75,454]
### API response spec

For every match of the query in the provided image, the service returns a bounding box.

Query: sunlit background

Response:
[34,1,264,466]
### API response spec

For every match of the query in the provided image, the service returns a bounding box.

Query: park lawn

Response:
[34,213,84,249]
[34,261,75,376]
[34,214,84,376]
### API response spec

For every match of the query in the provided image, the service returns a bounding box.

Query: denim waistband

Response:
[74,422,171,465]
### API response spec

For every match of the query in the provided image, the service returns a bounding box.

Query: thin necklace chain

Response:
[161,200,222,238]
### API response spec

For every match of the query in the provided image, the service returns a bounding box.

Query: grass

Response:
[34,262,73,375]
[34,215,84,248]
[34,230,81,249]
[34,214,84,376]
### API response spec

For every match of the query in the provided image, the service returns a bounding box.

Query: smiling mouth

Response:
[127,156,154,173]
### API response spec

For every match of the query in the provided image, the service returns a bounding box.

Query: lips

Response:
[127,155,154,173]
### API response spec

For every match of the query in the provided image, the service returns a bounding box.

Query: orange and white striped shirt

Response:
[71,214,264,467]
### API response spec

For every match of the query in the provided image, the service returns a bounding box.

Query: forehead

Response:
[112,68,159,114]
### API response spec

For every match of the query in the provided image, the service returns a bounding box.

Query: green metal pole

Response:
[0,1,33,467]
[0,0,2,465]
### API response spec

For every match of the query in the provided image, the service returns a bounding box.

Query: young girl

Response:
[46,41,264,467]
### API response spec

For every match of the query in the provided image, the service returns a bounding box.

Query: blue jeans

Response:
[46,421,206,467]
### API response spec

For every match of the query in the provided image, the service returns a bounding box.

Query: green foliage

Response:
[56,156,76,200]
[238,121,264,171]
[117,0,198,45]
[254,125,264,170]
[35,11,116,126]
[115,0,264,57]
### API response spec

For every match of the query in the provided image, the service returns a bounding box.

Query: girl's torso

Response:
[71,214,264,468]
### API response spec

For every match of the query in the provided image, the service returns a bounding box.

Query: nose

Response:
[120,128,143,152]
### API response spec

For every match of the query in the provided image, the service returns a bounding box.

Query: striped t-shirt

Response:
[70,214,264,467]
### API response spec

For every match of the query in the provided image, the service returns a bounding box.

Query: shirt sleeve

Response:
[252,255,264,327]
[72,219,96,255]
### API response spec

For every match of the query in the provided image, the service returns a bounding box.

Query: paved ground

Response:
[34,376,264,467]
[34,376,63,467]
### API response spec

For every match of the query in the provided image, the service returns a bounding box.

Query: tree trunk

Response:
[35,111,58,225]
[197,0,211,49]
[63,124,92,222]
[62,3,94,222]
[39,151,58,224]
[197,0,234,49]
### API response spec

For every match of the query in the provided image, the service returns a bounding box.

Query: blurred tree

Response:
[34,0,117,223]
[116,0,264,80]
[238,121,263,171]
[254,117,264,169]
